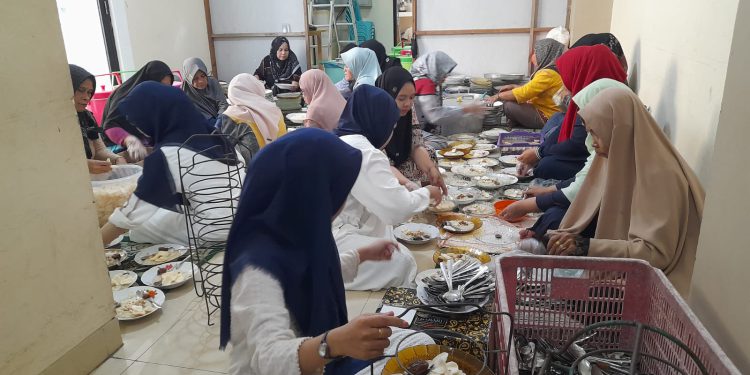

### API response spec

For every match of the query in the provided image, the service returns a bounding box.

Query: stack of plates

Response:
[275,92,302,111]
[444,74,469,86]
[483,102,503,128]
[444,85,470,94]
[469,77,492,94]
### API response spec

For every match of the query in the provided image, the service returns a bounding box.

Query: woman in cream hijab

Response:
[299,69,346,131]
[217,73,287,164]
[547,88,705,296]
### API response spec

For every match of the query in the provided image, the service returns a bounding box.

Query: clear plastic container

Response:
[90,165,142,226]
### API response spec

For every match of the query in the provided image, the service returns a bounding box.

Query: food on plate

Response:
[404,230,431,242]
[453,165,488,177]
[110,272,136,290]
[452,143,473,151]
[464,150,490,158]
[463,203,495,215]
[504,188,524,199]
[500,167,519,176]
[443,148,464,157]
[105,250,125,267]
[473,143,497,151]
[452,193,474,203]
[141,247,182,265]
[467,158,499,168]
[444,220,475,232]
[406,360,430,375]
[430,199,457,212]
[445,177,473,188]
[155,264,187,286]
[474,190,495,201]
[438,159,464,168]
[476,176,502,188]
[116,291,158,319]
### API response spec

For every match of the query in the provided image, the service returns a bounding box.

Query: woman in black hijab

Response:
[68,64,126,173]
[571,33,628,73]
[361,39,401,72]
[254,36,302,94]
[101,60,174,161]
[376,67,446,194]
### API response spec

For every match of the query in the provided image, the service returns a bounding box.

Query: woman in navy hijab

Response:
[220,128,431,375]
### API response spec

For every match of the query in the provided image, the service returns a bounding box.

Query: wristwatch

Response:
[317,330,340,359]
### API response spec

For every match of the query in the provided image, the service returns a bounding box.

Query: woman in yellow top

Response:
[486,39,565,129]
[217,73,287,164]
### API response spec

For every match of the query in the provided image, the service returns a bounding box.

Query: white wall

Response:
[210,0,307,82]
[360,0,395,50]
[568,0,613,42]
[689,0,750,371]
[415,0,567,76]
[610,0,738,180]
[0,0,121,373]
[110,0,211,77]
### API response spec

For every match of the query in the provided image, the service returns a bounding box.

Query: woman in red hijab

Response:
[556,44,627,142]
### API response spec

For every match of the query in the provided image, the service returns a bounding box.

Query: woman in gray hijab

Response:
[411,51,486,146]
[486,38,566,129]
[181,57,228,121]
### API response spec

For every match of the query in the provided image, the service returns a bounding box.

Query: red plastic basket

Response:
[492,255,740,374]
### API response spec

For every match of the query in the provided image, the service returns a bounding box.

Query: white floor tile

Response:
[91,358,133,375]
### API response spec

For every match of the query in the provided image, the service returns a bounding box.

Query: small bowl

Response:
[494,200,524,223]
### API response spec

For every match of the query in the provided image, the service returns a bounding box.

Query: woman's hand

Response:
[519,229,536,239]
[426,185,443,205]
[358,240,399,263]
[87,159,112,174]
[327,312,409,360]
[427,167,449,196]
[500,199,538,221]
[114,157,127,165]
[525,186,557,197]
[484,94,499,104]
[123,135,147,162]
[547,232,585,256]
[517,148,540,166]
[498,84,519,92]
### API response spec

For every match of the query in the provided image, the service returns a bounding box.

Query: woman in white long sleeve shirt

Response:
[100,82,244,246]
[221,128,432,375]
[333,85,443,290]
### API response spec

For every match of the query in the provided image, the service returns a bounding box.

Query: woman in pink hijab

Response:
[217,73,287,163]
[299,70,346,131]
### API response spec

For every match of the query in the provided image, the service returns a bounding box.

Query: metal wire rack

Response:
[177,134,245,325]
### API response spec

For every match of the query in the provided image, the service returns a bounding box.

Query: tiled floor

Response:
[92,243,437,374]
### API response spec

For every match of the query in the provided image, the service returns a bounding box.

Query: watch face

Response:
[318,342,328,358]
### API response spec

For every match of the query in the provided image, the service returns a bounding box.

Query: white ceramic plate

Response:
[110,270,138,291]
[445,176,476,188]
[285,112,306,124]
[438,158,465,169]
[141,262,197,289]
[275,83,295,90]
[473,144,498,152]
[447,133,477,142]
[462,203,496,216]
[480,128,507,139]
[474,189,496,201]
[107,234,125,248]
[500,167,522,177]
[450,189,478,205]
[474,174,519,189]
[467,158,500,168]
[464,150,490,159]
[504,188,525,200]
[113,286,165,321]
[134,244,187,266]
[428,199,457,213]
[451,165,489,178]
[105,249,128,268]
[499,155,520,166]
[394,223,440,245]
[475,138,493,144]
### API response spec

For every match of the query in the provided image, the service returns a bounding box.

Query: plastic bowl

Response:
[494,200,524,223]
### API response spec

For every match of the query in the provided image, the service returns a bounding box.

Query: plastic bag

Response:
[91,165,143,226]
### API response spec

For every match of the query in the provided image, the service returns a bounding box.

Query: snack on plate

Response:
[430,200,457,212]
[404,230,431,241]
[444,149,464,157]
[105,250,125,267]
[452,143,473,151]
[141,247,181,265]
[463,203,495,215]
[445,220,475,232]
[110,272,136,290]
[155,264,187,286]
[116,293,157,319]
[453,193,475,203]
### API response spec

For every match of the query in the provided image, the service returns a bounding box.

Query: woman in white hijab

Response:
[216,74,287,164]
